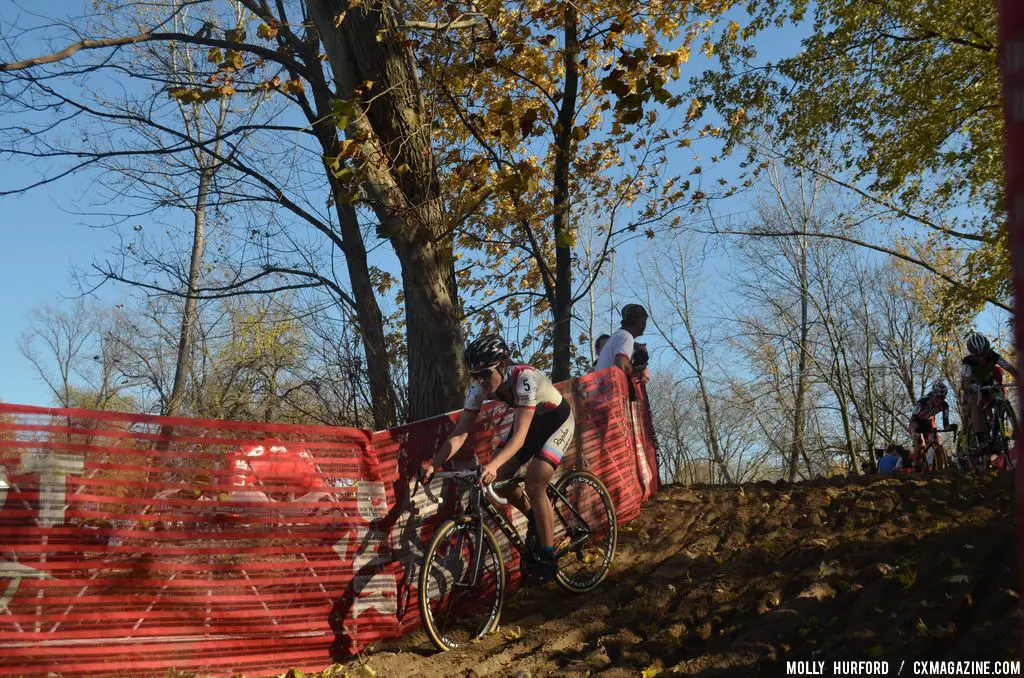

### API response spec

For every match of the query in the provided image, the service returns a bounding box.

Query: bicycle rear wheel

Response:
[418,516,505,651]
[550,471,617,593]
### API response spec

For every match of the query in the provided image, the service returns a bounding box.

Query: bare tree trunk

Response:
[395,236,466,418]
[550,2,580,381]
[165,167,210,416]
[334,200,398,428]
[587,243,597,363]
[306,0,465,420]
[858,279,878,455]
[164,33,228,417]
[789,233,810,481]
[268,11,402,430]
[832,357,858,471]
[679,278,733,483]
[644,240,734,483]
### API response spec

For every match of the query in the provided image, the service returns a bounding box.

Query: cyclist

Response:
[908,382,950,471]
[431,334,574,583]
[961,333,1018,455]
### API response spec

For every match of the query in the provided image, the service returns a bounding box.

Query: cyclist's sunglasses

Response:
[469,367,494,380]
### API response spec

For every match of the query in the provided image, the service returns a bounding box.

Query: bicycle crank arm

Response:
[554,532,594,560]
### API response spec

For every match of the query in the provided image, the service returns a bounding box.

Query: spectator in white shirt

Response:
[594,304,648,375]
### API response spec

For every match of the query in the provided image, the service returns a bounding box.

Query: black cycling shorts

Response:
[497,398,574,476]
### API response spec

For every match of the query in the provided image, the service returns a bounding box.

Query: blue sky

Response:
[0,191,122,405]
[0,2,1006,409]
[0,2,746,406]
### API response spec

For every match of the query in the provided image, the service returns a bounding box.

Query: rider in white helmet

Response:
[961,333,1017,444]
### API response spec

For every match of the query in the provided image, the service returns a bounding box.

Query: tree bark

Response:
[164,167,210,416]
[335,200,399,429]
[305,81,399,428]
[679,277,733,483]
[306,0,466,421]
[789,232,810,481]
[550,2,580,381]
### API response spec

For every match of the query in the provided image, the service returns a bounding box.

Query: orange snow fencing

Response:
[0,369,659,677]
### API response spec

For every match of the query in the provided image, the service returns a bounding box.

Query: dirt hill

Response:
[320,471,1018,677]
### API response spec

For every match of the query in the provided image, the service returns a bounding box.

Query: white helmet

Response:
[966,333,990,356]
[929,382,948,399]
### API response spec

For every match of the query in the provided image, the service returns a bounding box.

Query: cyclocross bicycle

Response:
[416,466,617,651]
[920,425,957,472]
[957,384,1018,471]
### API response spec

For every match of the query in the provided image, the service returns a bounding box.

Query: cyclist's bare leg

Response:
[969,392,986,435]
[495,461,532,516]
[912,433,924,468]
[524,458,555,549]
[496,482,531,515]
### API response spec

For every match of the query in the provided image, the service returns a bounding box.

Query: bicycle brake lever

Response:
[418,468,443,505]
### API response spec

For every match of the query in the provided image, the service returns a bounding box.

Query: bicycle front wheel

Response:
[418,517,505,651]
[954,430,971,472]
[551,471,617,593]
[995,401,1018,471]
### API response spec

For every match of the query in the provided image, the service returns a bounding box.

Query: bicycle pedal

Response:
[524,569,557,586]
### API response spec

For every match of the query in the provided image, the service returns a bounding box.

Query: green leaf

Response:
[257,22,279,40]
[331,98,359,130]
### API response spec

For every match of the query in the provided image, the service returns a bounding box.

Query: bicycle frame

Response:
[920,426,956,470]
[958,384,1017,469]
[488,476,598,561]
[425,468,598,586]
[920,426,956,450]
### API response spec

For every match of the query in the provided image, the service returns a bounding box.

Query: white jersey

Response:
[463,365,563,414]
[594,328,634,372]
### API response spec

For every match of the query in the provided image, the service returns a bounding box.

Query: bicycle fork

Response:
[465,484,488,588]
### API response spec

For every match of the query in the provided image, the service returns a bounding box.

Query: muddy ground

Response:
[317,471,1018,677]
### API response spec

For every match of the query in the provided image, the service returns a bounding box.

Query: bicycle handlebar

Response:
[431,468,481,481]
[415,467,444,505]
[485,482,509,506]
[417,466,509,506]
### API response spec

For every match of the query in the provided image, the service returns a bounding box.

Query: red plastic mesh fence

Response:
[0,368,658,676]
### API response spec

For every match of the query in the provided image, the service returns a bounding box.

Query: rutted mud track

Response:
[324,472,1018,676]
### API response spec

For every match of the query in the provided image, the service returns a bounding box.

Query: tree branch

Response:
[705,226,1012,312]
[0,31,312,81]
